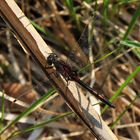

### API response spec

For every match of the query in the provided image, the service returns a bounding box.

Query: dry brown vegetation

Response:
[0,1,140,140]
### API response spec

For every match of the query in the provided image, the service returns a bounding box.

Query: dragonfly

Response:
[6,12,113,109]
[46,53,115,108]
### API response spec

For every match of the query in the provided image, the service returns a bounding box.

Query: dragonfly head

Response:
[47,53,58,65]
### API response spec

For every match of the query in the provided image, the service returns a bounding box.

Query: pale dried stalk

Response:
[0,0,118,140]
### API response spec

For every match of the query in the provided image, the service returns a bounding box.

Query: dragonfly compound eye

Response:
[46,53,58,65]
[46,55,53,65]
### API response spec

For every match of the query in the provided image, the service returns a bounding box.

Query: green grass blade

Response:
[102,65,140,114]
[65,0,81,29]
[120,40,140,48]
[0,88,56,134]
[120,39,140,59]
[31,20,50,36]
[65,0,76,18]
[78,47,120,73]
[118,0,139,5]
[7,112,73,140]
[123,4,140,40]
[110,95,139,129]
[83,0,92,3]
[103,0,109,22]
